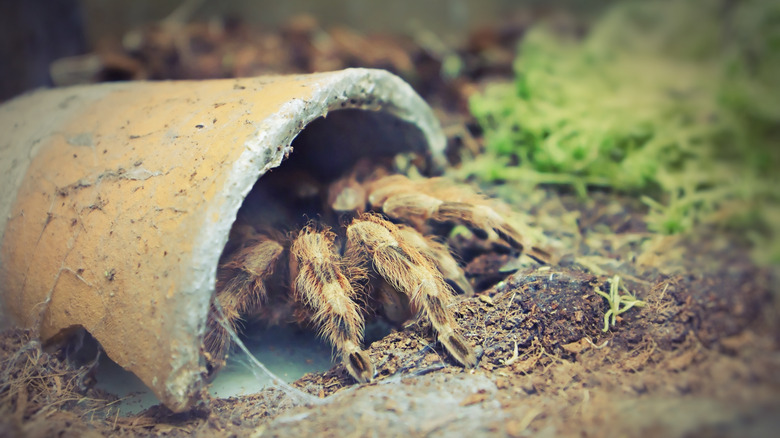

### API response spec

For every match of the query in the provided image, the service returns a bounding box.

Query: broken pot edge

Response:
[0,68,446,411]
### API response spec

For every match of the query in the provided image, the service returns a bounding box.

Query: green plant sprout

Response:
[595,275,646,332]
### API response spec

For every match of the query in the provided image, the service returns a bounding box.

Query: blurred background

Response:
[1,0,778,260]
[78,0,607,43]
[0,0,613,102]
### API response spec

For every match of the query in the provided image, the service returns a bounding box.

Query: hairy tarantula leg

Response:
[327,174,367,216]
[204,237,285,376]
[346,214,477,368]
[419,177,555,263]
[290,226,375,383]
[370,175,552,264]
[366,174,417,210]
[432,202,554,263]
[380,191,520,246]
[375,279,412,325]
[396,225,474,296]
[325,158,394,224]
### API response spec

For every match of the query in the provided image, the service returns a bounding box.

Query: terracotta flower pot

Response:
[0,68,446,411]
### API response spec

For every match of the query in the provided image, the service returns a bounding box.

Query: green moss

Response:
[467,0,780,261]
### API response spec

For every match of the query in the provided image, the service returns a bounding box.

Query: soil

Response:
[2,10,778,438]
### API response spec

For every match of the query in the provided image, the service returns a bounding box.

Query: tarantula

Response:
[203,159,548,383]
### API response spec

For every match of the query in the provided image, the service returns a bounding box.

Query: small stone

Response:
[479,295,495,306]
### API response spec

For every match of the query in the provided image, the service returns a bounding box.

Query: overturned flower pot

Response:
[0,69,446,412]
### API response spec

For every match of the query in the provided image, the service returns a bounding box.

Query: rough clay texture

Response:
[0,69,446,411]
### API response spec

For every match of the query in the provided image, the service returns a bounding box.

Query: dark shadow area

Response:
[0,0,87,101]
[283,108,430,181]
[236,108,429,231]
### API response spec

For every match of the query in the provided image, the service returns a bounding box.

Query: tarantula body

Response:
[204,163,545,382]
[288,225,375,382]
[345,214,476,370]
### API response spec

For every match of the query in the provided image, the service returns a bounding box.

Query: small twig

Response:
[501,291,518,322]
[658,281,671,300]
[583,337,609,349]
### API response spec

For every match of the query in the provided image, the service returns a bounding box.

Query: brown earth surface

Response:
[2,11,779,438]
[2,189,777,437]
